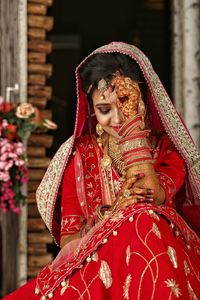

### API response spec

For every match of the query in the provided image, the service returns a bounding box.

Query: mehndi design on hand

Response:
[111,74,142,120]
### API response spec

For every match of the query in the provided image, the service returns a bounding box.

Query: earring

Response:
[96,123,104,146]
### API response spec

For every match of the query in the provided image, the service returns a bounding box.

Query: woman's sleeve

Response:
[60,154,86,238]
[153,135,187,206]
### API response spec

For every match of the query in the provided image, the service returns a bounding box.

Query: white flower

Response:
[15,103,35,119]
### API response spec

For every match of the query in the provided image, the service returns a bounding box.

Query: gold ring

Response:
[123,189,131,198]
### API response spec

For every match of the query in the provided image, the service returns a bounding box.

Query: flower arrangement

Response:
[0,97,57,213]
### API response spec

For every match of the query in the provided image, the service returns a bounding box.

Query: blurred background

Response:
[46,0,171,155]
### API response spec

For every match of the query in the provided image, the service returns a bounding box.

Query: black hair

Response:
[79,52,146,103]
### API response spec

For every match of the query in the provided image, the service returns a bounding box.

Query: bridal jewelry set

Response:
[95,74,155,212]
[96,123,125,176]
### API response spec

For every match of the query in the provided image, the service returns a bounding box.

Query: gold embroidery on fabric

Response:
[98,260,112,289]
[187,281,198,300]
[152,223,161,239]
[110,211,124,222]
[91,252,99,262]
[147,209,160,221]
[164,279,181,298]
[123,274,132,300]
[126,245,131,266]
[184,260,190,276]
[113,179,122,195]
[167,247,178,269]
[43,284,50,289]
[80,266,98,299]
[60,279,69,296]
[36,136,74,237]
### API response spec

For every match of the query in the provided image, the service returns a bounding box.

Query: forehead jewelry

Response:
[97,78,108,100]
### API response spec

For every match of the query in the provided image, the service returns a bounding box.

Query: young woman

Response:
[4,42,200,299]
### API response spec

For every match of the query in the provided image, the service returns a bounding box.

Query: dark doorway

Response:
[46,0,171,158]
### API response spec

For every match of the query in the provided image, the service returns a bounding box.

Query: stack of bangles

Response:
[118,115,154,171]
[118,131,153,171]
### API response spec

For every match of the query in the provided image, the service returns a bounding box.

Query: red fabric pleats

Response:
[3,210,200,300]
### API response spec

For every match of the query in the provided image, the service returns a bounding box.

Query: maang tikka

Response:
[97,78,108,100]
[96,123,104,146]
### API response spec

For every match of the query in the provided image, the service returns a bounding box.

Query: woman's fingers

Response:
[116,194,153,210]
[121,173,145,191]
[130,187,154,197]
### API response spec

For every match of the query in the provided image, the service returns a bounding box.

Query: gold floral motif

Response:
[147,209,160,221]
[43,284,50,289]
[152,223,161,239]
[60,279,69,296]
[110,211,124,222]
[184,260,190,276]
[113,179,122,195]
[165,279,181,298]
[98,260,112,289]
[36,136,74,240]
[167,246,178,269]
[187,281,198,300]
[126,245,131,266]
[91,251,99,262]
[123,274,132,299]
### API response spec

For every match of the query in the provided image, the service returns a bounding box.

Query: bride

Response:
[3,42,200,299]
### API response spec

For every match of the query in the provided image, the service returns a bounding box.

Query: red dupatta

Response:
[36,42,200,245]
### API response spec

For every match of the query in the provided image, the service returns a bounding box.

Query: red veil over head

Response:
[36,42,200,244]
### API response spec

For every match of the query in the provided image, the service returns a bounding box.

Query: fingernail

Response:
[136,173,145,179]
[147,189,154,194]
[148,198,154,202]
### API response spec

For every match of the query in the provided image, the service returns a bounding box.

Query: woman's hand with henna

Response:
[131,168,165,205]
[112,173,154,211]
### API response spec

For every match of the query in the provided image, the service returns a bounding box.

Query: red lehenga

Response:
[3,42,200,299]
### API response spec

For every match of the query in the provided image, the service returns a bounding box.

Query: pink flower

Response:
[15,103,35,119]
[8,152,17,159]
[15,142,25,155]
[2,119,8,128]
[15,159,25,166]
[4,160,13,171]
[0,161,7,169]
[0,171,10,181]
[0,134,29,214]
[0,160,13,170]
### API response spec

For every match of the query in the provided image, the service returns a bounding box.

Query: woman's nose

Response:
[113,108,124,124]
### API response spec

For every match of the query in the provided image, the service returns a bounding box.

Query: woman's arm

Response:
[113,135,186,211]
[153,135,187,206]
[60,232,81,248]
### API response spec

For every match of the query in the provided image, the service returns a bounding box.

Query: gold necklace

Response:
[108,136,125,175]
[101,136,112,169]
